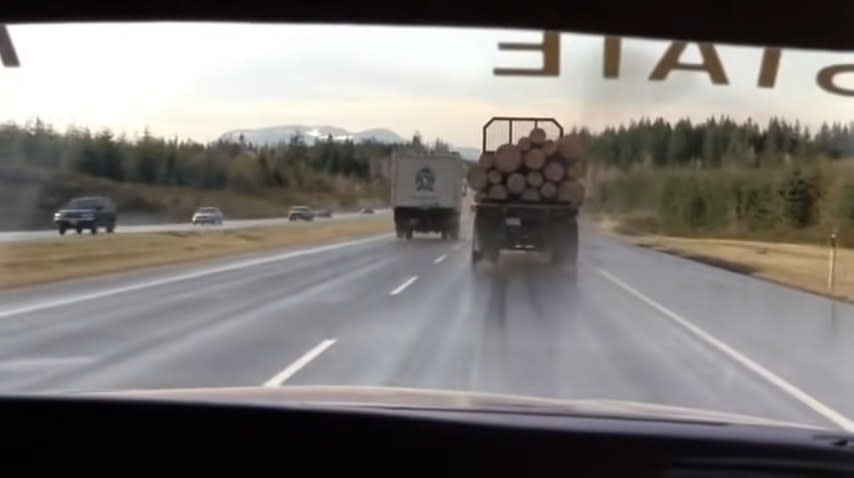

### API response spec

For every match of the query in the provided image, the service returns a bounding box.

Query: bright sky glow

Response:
[1,22,853,147]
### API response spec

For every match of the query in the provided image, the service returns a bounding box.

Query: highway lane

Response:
[0,208,391,243]
[0,222,853,430]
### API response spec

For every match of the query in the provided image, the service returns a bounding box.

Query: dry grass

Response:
[599,224,852,301]
[0,216,393,289]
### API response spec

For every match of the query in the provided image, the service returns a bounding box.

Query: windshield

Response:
[2,22,854,433]
[64,198,97,209]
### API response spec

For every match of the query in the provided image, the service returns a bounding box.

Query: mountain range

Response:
[218,125,479,160]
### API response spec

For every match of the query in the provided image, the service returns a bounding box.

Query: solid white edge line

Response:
[597,267,854,432]
[263,339,337,387]
[390,276,418,296]
[0,234,393,319]
[433,254,447,264]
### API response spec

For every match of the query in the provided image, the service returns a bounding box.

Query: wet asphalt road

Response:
[0,208,853,432]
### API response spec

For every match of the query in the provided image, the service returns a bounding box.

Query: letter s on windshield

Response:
[0,25,20,67]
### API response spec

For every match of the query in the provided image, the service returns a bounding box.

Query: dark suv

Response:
[54,196,117,235]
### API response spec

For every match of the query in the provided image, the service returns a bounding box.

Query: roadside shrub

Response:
[732,176,778,232]
[589,159,853,246]
[778,168,821,229]
[657,174,729,233]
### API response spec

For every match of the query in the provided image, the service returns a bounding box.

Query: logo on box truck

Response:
[415,167,435,192]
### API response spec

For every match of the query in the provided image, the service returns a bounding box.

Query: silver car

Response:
[192,207,223,225]
[288,206,315,221]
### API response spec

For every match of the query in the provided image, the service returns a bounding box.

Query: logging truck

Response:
[391,151,463,240]
[467,117,586,267]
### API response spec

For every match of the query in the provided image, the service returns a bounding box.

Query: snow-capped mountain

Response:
[453,147,480,162]
[218,125,479,160]
[219,125,406,146]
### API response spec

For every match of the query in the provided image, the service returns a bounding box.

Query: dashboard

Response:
[1,397,852,476]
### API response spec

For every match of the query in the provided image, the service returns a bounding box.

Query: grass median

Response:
[596,216,852,301]
[0,216,393,289]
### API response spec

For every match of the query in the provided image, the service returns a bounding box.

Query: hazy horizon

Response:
[1,22,853,147]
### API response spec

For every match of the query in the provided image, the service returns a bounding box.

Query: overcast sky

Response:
[1,22,853,147]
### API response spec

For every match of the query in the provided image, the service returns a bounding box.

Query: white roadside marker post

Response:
[828,228,838,294]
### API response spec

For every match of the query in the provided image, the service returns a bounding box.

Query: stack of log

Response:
[465,128,587,208]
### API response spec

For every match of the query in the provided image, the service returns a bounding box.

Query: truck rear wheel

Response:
[487,248,499,264]
[471,222,483,266]
[449,223,460,241]
[566,241,579,266]
[566,219,579,265]
[550,247,563,265]
[405,229,413,240]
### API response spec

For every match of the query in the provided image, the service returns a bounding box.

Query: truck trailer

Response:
[391,151,463,240]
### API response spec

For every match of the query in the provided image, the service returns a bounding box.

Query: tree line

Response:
[5,115,854,202]
[0,120,452,194]
[581,116,854,169]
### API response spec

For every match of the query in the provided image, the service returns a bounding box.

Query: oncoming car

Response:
[192,207,224,225]
[288,206,315,221]
[53,196,117,235]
